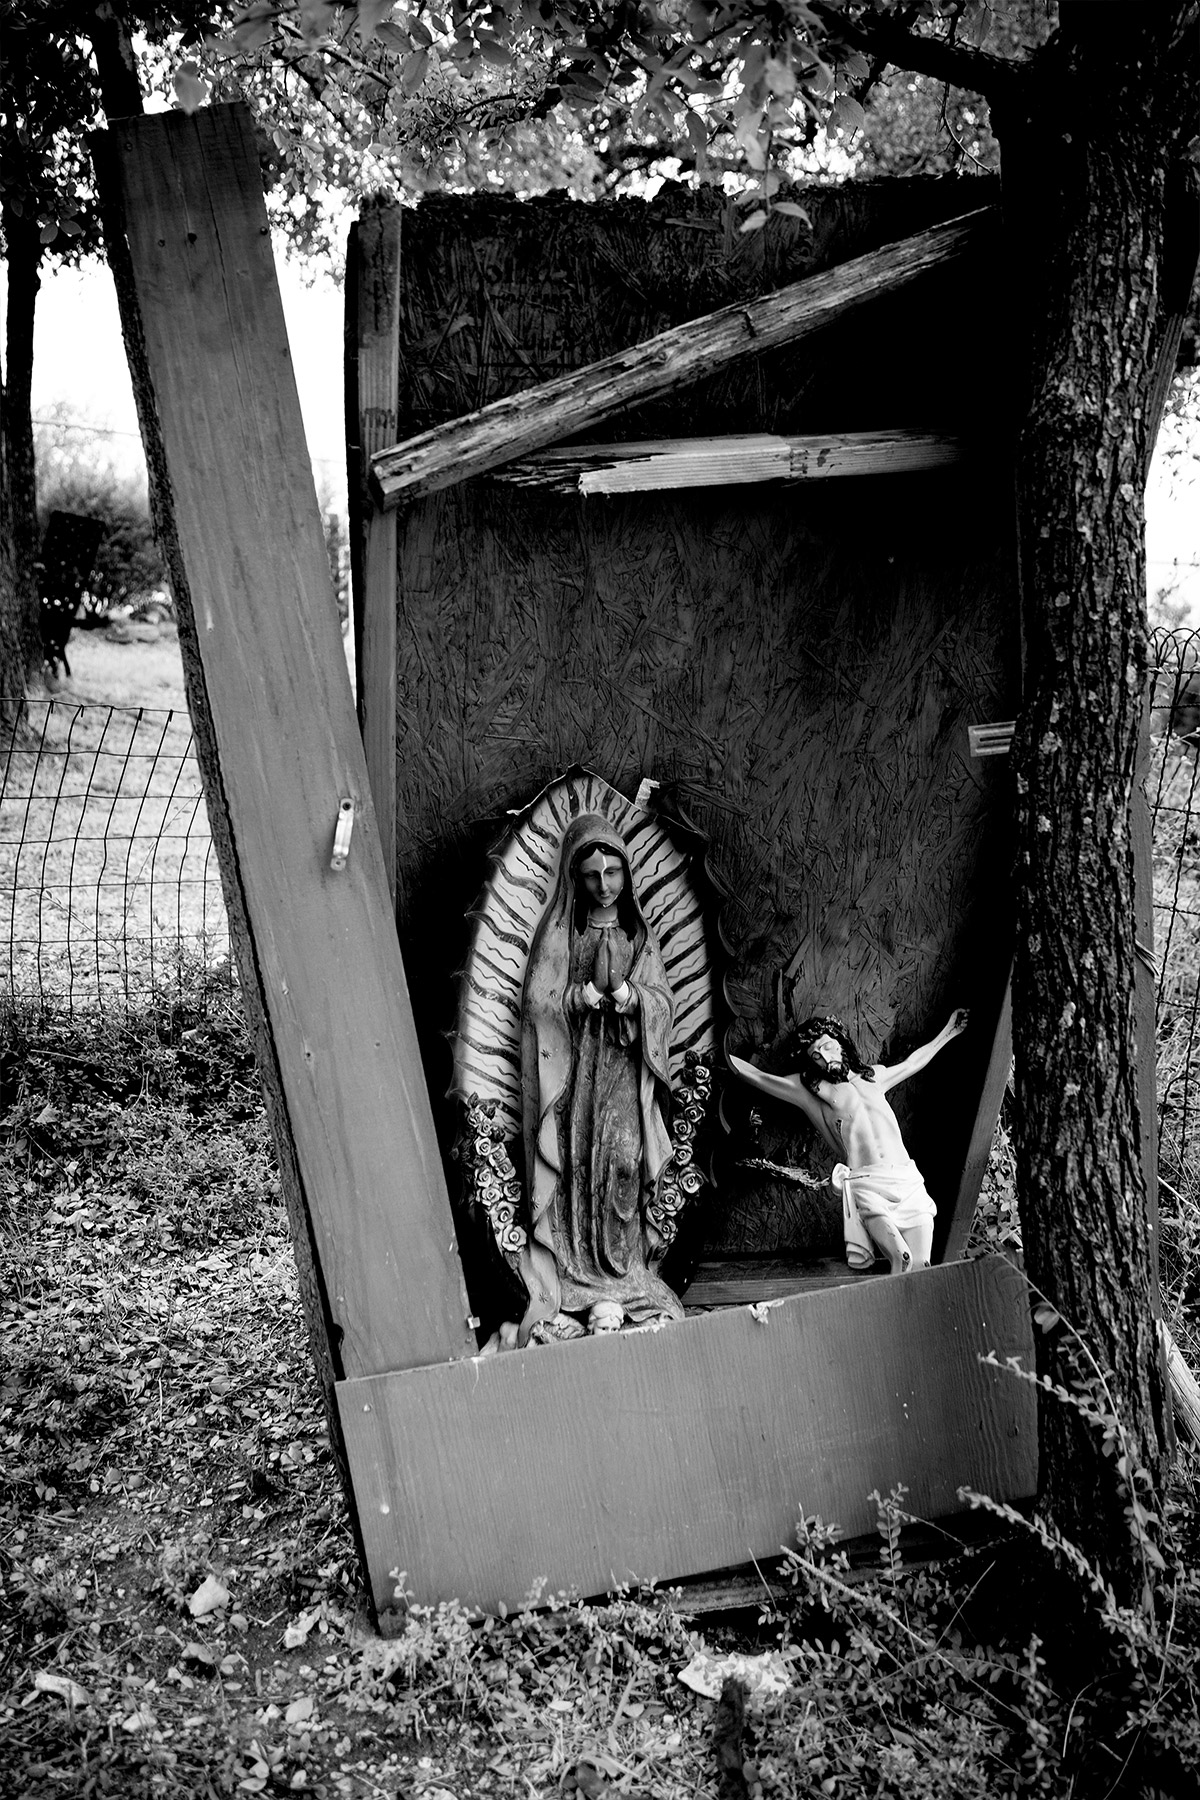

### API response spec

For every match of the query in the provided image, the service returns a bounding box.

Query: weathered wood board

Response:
[338,1255,1037,1616]
[347,202,401,903]
[493,429,968,495]
[93,105,476,1400]
[369,210,989,506]
[350,183,1021,1298]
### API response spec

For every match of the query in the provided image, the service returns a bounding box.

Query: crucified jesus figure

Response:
[728,1010,968,1275]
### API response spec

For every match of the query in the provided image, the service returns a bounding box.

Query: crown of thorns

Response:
[793,1014,847,1040]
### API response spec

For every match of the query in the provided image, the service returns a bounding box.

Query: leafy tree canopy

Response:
[189,1,1051,239]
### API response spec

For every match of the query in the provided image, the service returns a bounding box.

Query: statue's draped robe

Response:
[519,815,681,1343]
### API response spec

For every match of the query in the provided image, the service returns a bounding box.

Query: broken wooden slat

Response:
[492,430,967,496]
[370,209,993,509]
[337,1255,1036,1616]
[92,105,476,1389]
[347,203,402,902]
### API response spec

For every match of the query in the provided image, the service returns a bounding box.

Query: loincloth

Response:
[830,1160,936,1270]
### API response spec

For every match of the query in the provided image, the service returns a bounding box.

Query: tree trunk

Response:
[0,201,44,715]
[89,4,143,121]
[995,9,1197,1597]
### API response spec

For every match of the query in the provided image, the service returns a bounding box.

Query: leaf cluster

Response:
[0,1,101,259]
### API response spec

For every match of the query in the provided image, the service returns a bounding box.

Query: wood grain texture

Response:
[941,967,1013,1263]
[1162,1323,1200,1445]
[684,1258,885,1307]
[337,1254,1037,1615]
[348,203,402,903]
[493,430,968,495]
[93,106,475,1383]
[373,183,1020,1279]
[370,210,992,507]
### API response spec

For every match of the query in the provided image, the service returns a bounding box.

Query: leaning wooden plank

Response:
[346,203,402,902]
[338,1255,1036,1616]
[92,105,475,1395]
[370,210,993,509]
[493,430,967,495]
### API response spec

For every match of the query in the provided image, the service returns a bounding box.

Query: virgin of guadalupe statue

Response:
[517,813,684,1344]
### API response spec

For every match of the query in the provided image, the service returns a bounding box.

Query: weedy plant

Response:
[4,957,1200,1797]
[741,1304,1200,1799]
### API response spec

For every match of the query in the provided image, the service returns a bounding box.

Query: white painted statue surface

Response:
[728,1010,968,1274]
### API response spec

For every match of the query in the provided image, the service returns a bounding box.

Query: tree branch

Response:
[813,2,1029,104]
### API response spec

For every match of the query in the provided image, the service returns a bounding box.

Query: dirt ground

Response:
[47,622,357,713]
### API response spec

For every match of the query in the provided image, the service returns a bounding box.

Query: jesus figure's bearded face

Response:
[806,1033,850,1082]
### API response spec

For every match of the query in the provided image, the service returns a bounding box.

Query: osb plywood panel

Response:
[391,180,1002,443]
[382,184,1018,1271]
[338,1255,1036,1616]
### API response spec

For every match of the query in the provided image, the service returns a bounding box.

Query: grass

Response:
[1,630,1197,1795]
[3,978,1200,1799]
[0,983,751,1799]
[1,699,230,1014]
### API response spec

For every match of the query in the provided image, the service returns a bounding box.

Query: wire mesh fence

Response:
[1,701,230,1017]
[1,631,1198,1166]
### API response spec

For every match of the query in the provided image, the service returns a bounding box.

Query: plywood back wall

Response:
[381,183,1019,1260]
[393,474,1016,1248]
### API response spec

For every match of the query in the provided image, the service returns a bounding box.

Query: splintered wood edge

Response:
[489,431,969,496]
[369,209,993,507]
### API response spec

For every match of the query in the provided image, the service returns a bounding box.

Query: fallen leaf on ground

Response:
[33,1671,91,1707]
[678,1648,792,1707]
[189,1573,231,1616]
[283,1606,321,1649]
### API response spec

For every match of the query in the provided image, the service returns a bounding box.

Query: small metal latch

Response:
[330,798,355,871]
[968,722,1016,759]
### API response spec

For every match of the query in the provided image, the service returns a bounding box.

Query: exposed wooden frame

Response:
[92,106,476,1404]
[942,969,1013,1264]
[346,204,402,903]
[369,210,993,510]
[490,429,968,496]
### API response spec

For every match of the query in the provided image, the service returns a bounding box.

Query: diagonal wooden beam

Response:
[370,208,994,510]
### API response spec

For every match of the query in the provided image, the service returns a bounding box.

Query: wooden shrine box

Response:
[341,179,1037,1615]
[350,181,1019,1293]
[97,106,1034,1626]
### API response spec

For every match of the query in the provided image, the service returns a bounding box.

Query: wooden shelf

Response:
[684,1257,888,1309]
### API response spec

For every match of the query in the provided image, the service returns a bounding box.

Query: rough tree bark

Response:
[0,2,143,715]
[0,202,45,716]
[845,0,1198,1596]
[994,8,1198,1591]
